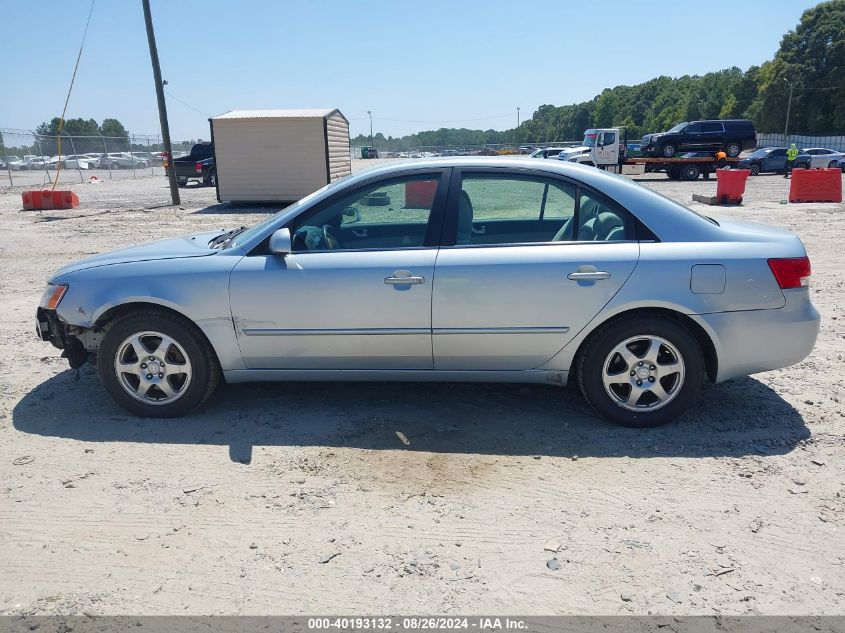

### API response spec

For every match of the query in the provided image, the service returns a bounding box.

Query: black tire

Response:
[666,166,681,180]
[795,162,810,170]
[681,164,700,180]
[725,142,741,157]
[205,168,217,187]
[749,163,761,176]
[110,161,119,170]
[660,143,678,158]
[177,177,188,187]
[828,160,838,169]
[97,310,220,418]
[577,315,705,427]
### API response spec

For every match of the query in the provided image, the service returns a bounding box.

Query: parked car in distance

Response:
[130,151,161,166]
[529,147,573,159]
[738,147,789,175]
[1,155,24,170]
[793,147,845,169]
[37,157,819,428]
[95,153,149,170]
[641,119,756,158]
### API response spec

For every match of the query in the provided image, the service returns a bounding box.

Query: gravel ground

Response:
[0,164,843,616]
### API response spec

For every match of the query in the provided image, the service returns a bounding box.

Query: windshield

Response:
[582,130,597,147]
[748,148,774,158]
[666,122,688,133]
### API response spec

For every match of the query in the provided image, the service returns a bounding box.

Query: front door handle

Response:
[567,271,611,281]
[352,228,368,238]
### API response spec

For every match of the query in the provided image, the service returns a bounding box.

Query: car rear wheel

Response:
[205,168,217,187]
[110,161,119,170]
[577,315,705,427]
[725,142,741,157]
[828,160,838,168]
[97,310,220,418]
[660,143,677,158]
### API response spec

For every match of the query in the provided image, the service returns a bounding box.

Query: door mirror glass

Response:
[269,228,292,256]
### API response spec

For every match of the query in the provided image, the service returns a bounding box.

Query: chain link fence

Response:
[0,128,200,189]
[755,133,845,152]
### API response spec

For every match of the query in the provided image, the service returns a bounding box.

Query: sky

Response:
[0,0,824,141]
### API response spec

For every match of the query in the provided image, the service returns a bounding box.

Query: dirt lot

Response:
[0,164,843,616]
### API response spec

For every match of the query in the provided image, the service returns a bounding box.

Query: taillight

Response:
[195,162,203,173]
[768,257,811,289]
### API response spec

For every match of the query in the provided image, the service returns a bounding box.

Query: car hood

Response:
[52,230,226,277]
[559,146,589,156]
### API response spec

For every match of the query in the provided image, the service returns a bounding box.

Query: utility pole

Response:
[783,77,795,140]
[517,106,520,128]
[367,110,373,147]
[142,0,180,205]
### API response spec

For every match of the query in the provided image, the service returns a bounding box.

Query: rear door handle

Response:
[352,228,368,237]
[567,271,611,281]
[385,272,425,285]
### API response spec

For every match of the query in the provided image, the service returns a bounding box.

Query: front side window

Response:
[291,175,441,252]
[600,132,616,145]
[685,123,703,133]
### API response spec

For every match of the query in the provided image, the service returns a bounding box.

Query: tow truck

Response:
[564,128,737,180]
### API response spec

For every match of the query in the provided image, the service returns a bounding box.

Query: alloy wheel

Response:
[114,330,193,405]
[601,335,685,412]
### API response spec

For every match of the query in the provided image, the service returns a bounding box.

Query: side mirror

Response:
[269,228,292,256]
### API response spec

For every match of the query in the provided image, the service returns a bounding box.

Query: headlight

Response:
[40,283,68,309]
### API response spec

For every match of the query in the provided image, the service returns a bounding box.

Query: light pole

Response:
[783,77,796,140]
[517,106,520,128]
[367,110,373,147]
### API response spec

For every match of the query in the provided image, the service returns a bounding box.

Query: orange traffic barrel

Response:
[716,169,750,204]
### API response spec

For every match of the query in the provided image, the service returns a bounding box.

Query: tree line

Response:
[353,0,844,150]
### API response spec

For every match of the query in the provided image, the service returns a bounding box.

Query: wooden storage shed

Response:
[210,108,350,203]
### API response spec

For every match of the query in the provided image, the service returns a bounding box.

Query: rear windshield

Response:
[191,144,213,158]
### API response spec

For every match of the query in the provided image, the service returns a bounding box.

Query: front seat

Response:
[457,190,474,244]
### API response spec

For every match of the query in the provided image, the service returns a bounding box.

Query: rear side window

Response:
[700,122,724,132]
[577,190,634,241]
[455,173,635,245]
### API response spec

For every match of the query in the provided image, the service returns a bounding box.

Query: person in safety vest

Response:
[715,149,728,169]
[785,143,799,178]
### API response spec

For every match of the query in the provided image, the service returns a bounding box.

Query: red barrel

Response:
[405,180,438,209]
[716,169,750,204]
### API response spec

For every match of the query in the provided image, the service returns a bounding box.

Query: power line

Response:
[164,90,211,117]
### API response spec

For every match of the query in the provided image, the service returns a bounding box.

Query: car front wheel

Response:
[578,315,705,427]
[749,163,761,176]
[660,143,677,158]
[97,310,220,417]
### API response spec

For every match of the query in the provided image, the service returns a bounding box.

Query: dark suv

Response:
[641,119,756,158]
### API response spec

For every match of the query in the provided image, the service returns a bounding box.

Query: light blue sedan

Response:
[37,158,820,427]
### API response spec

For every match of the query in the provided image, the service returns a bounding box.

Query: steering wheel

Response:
[322,224,343,250]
